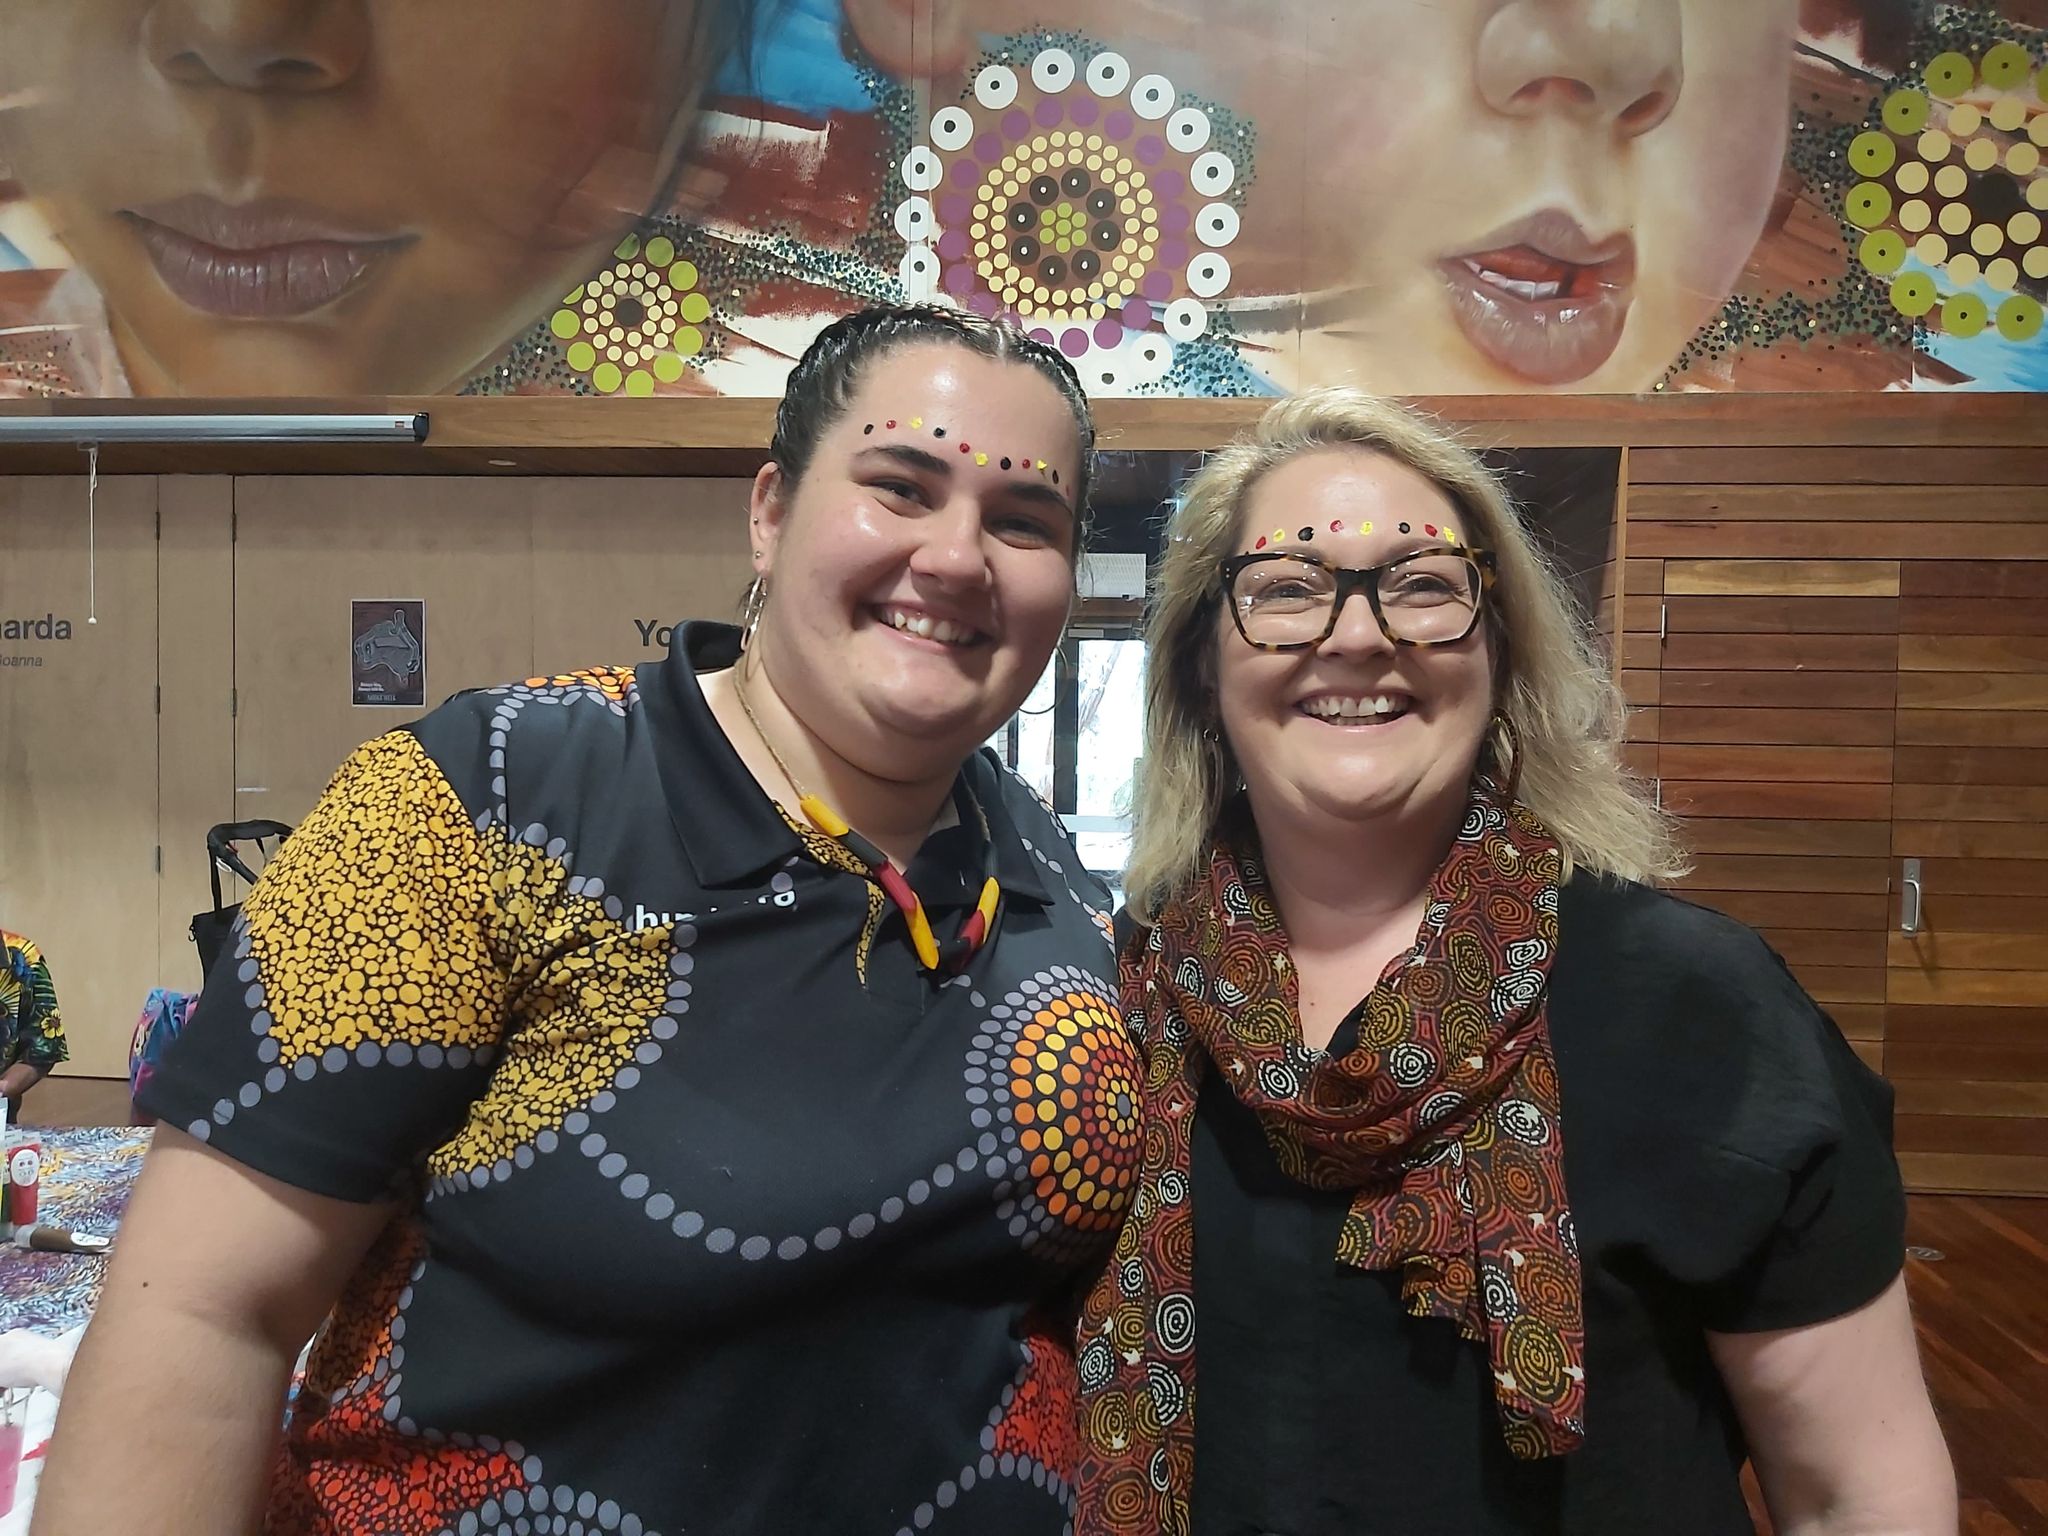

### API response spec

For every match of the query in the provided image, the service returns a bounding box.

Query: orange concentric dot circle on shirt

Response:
[1006,986,1141,1235]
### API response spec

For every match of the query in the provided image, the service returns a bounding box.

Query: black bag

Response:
[190,820,292,980]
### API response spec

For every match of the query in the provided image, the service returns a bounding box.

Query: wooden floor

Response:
[1902,1197,2048,1535]
[17,1075,136,1129]
[21,1080,2048,1529]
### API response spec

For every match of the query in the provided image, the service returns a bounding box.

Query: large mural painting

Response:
[1,0,2043,399]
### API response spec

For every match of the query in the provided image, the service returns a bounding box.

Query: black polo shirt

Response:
[142,622,1142,1536]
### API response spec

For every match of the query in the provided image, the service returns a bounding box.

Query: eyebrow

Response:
[857,441,1075,518]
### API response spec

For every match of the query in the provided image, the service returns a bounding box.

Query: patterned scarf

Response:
[1075,787,1584,1536]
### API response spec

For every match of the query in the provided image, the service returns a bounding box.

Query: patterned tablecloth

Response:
[0,1127,152,1337]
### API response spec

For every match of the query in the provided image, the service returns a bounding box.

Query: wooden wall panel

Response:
[1630,446,2048,1198]
[530,481,753,677]
[231,477,754,832]
[1657,670,1898,709]
[0,479,162,1077]
[1660,781,1891,820]
[1896,786,2048,823]
[1676,891,1890,929]
[1659,707,1894,745]
[1894,823,2048,860]
[1674,855,1890,893]
[1892,747,2048,785]
[1657,596,1900,634]
[1659,745,1892,782]
[1683,819,1891,857]
[1890,557,2048,1196]
[1624,632,1899,671]
[1629,448,2048,486]
[1900,562,2048,598]
[1896,673,2048,711]
[1633,523,2048,561]
[155,479,236,999]
[1663,559,1900,597]
[232,480,540,829]
[1902,636,2048,672]
[1898,710,2048,747]
[1898,598,2048,635]
[1631,486,2048,522]
[0,473,754,1088]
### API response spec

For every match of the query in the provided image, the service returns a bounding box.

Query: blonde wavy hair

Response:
[1123,388,1685,921]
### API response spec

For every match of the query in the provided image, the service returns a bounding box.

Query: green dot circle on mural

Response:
[645,236,676,269]
[592,361,624,393]
[1845,182,1894,228]
[1848,130,1898,176]
[1924,52,1975,100]
[1941,292,1989,338]
[1980,42,2031,91]
[1890,272,1939,318]
[625,370,656,397]
[566,341,598,372]
[680,293,711,324]
[614,233,641,261]
[549,309,580,341]
[1997,294,2045,342]
[654,353,687,384]
[1882,88,1931,134]
[1859,229,1907,275]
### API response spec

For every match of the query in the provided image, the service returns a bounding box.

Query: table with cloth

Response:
[0,1126,151,1531]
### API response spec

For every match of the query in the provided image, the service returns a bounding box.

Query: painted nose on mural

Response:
[1475,0,1685,138]
[142,0,369,93]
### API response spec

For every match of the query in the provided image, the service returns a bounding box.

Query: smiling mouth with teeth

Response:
[1299,694,1411,724]
[880,605,984,648]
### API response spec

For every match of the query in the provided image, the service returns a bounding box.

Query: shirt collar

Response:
[643,621,1051,906]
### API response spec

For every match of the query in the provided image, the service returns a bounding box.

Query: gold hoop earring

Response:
[739,575,767,654]
[1485,710,1522,803]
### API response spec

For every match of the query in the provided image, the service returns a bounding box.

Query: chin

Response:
[862,690,994,749]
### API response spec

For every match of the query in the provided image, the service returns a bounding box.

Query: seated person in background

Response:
[0,927,69,1120]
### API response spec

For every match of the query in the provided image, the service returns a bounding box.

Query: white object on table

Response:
[0,1326,82,1533]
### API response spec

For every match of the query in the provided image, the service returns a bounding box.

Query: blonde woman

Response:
[1076,390,1955,1536]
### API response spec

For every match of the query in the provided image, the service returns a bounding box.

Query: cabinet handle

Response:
[1900,857,1922,935]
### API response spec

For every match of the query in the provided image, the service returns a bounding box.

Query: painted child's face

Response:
[948,0,1798,391]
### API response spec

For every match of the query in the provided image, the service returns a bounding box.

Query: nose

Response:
[908,496,994,589]
[143,0,368,93]
[1476,0,1684,139]
[1315,583,1396,660]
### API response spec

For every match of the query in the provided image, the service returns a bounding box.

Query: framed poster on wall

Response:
[350,600,427,708]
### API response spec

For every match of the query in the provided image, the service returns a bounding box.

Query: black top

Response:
[1180,874,1905,1536]
[142,623,1143,1536]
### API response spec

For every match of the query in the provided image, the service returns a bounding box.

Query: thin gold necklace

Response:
[730,659,1001,973]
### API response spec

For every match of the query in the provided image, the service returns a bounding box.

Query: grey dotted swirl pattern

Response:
[889,1345,1074,1536]
[337,1252,664,1536]
[567,981,998,1262]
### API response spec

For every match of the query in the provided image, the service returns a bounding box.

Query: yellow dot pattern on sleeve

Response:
[427,839,674,1185]
[244,733,506,1066]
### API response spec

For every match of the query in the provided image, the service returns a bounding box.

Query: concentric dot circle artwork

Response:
[548,233,710,397]
[1848,52,2048,349]
[894,42,1249,394]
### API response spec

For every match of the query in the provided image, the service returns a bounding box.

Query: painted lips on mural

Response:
[0,0,2041,398]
